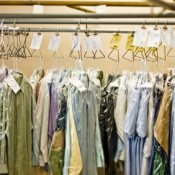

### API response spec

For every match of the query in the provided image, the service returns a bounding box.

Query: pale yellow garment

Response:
[68,94,83,175]
[154,79,172,155]
[35,77,50,166]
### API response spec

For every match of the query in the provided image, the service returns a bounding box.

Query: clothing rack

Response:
[2,19,175,25]
[3,28,134,33]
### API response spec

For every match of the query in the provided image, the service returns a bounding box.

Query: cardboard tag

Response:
[90,77,101,87]
[110,79,119,87]
[30,33,43,50]
[33,5,44,14]
[92,35,102,51]
[161,27,172,46]
[146,28,161,48]
[71,34,80,51]
[126,34,135,51]
[83,35,93,51]
[69,78,87,92]
[109,33,121,49]
[48,33,61,51]
[5,75,20,93]
[133,27,149,47]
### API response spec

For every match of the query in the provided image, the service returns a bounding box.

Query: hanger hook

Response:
[142,19,146,29]
[154,19,159,30]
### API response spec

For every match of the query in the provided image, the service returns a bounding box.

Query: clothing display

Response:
[1,62,175,175]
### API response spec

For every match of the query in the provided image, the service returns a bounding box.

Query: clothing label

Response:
[92,35,102,51]
[133,27,149,47]
[5,74,20,94]
[90,77,101,87]
[30,33,43,50]
[48,33,61,51]
[69,78,87,92]
[146,28,161,48]
[46,72,53,83]
[109,33,121,50]
[126,34,135,51]
[170,29,175,48]
[71,34,80,51]
[83,35,93,51]
[161,27,172,46]
[33,5,44,14]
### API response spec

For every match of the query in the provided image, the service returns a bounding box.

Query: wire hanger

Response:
[92,31,105,59]
[0,19,8,59]
[108,31,121,63]
[122,32,135,62]
[69,21,82,60]
[84,24,95,59]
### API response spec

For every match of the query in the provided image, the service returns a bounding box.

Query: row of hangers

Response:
[0,19,175,64]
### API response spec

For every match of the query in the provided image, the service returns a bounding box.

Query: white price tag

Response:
[33,5,44,14]
[30,33,43,50]
[146,28,161,48]
[90,77,101,87]
[170,29,175,48]
[92,35,102,51]
[48,33,61,51]
[69,78,87,92]
[133,27,149,47]
[83,35,93,51]
[5,75,20,94]
[71,34,80,51]
[161,27,172,46]
[110,79,119,87]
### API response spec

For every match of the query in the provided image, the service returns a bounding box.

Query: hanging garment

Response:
[63,90,83,175]
[35,75,50,167]
[7,72,33,175]
[29,68,45,166]
[99,75,118,175]
[152,76,172,175]
[0,66,9,174]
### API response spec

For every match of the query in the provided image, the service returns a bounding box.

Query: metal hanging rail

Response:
[0,1,154,6]
[0,13,175,19]
[2,19,175,25]
[3,28,134,33]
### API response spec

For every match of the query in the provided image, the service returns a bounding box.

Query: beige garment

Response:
[154,79,172,155]
[114,76,127,161]
[141,84,155,175]
[67,95,83,175]
[35,77,50,166]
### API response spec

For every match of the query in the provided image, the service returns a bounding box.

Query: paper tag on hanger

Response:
[110,79,119,87]
[5,75,20,94]
[109,33,121,50]
[83,35,93,51]
[133,27,149,47]
[71,34,81,51]
[48,33,61,51]
[170,29,175,48]
[146,28,161,48]
[90,77,101,87]
[126,34,135,51]
[69,78,87,92]
[161,27,172,46]
[33,5,44,14]
[30,33,43,50]
[92,35,102,51]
